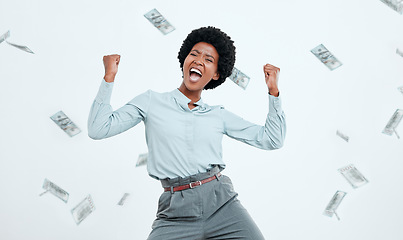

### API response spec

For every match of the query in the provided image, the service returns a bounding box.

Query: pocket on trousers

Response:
[211,176,237,207]
[156,190,202,220]
[156,192,171,218]
[220,175,238,197]
[200,175,238,218]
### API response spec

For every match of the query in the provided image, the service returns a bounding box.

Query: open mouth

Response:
[189,68,202,82]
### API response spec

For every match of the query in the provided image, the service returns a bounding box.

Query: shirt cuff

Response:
[268,93,283,116]
[95,79,114,104]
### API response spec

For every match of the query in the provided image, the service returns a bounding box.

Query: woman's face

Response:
[182,42,220,91]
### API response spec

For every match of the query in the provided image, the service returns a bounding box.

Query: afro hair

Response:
[178,26,236,90]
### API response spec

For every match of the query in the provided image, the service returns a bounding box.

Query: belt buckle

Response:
[189,180,202,189]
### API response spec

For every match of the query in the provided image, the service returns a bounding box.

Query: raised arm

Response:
[88,55,150,140]
[222,63,286,150]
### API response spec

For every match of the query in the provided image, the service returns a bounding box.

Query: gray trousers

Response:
[147,167,265,240]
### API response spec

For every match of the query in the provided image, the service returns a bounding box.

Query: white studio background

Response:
[1,0,403,239]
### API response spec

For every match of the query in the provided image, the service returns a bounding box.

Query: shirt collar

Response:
[171,89,210,112]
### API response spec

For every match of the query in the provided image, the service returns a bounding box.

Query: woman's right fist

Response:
[103,54,120,82]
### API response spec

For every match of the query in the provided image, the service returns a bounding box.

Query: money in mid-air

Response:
[0,30,34,53]
[380,0,403,14]
[228,67,250,90]
[71,195,95,225]
[40,178,69,203]
[6,41,34,54]
[397,48,403,57]
[336,130,349,142]
[144,8,175,35]
[136,153,148,167]
[117,193,130,206]
[0,30,10,44]
[323,190,347,221]
[50,111,81,137]
[338,164,369,189]
[397,86,403,95]
[311,44,342,70]
[382,109,403,139]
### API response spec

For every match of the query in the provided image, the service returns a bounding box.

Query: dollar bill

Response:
[311,44,342,70]
[338,164,369,189]
[382,109,403,138]
[50,111,81,137]
[398,86,403,95]
[397,48,403,57]
[380,0,403,14]
[0,30,10,44]
[71,195,95,225]
[323,190,347,220]
[117,193,130,206]
[136,153,148,167]
[144,8,175,35]
[336,130,349,142]
[228,67,250,90]
[6,41,34,54]
[40,178,69,203]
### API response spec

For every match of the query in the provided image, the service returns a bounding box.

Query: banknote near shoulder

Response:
[144,8,175,35]
[0,30,10,44]
[398,86,403,95]
[382,109,403,138]
[6,41,34,54]
[380,0,403,14]
[71,195,95,225]
[50,111,81,137]
[136,153,148,167]
[40,178,69,203]
[323,190,346,220]
[338,164,369,189]
[228,67,250,90]
[397,48,403,57]
[311,44,342,70]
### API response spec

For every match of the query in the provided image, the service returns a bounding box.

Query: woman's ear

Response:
[212,72,220,81]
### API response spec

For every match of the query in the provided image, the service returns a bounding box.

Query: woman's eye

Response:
[206,59,213,62]
[190,53,196,56]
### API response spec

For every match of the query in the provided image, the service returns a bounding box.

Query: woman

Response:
[88,26,286,239]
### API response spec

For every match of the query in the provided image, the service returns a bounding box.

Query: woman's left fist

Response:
[263,64,280,97]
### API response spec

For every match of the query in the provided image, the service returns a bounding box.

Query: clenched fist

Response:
[103,54,121,83]
[263,64,280,97]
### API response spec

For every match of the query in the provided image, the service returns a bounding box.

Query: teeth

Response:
[190,68,202,75]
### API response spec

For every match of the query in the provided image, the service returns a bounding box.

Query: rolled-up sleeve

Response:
[221,94,286,150]
[88,79,151,140]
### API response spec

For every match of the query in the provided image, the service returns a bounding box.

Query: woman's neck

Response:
[178,84,202,104]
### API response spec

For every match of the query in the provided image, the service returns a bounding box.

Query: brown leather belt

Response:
[164,172,221,192]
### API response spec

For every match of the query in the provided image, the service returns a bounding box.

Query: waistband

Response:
[160,166,222,188]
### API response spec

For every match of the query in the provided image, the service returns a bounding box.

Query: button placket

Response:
[190,112,197,172]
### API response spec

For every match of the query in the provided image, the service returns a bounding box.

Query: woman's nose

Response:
[193,59,202,65]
